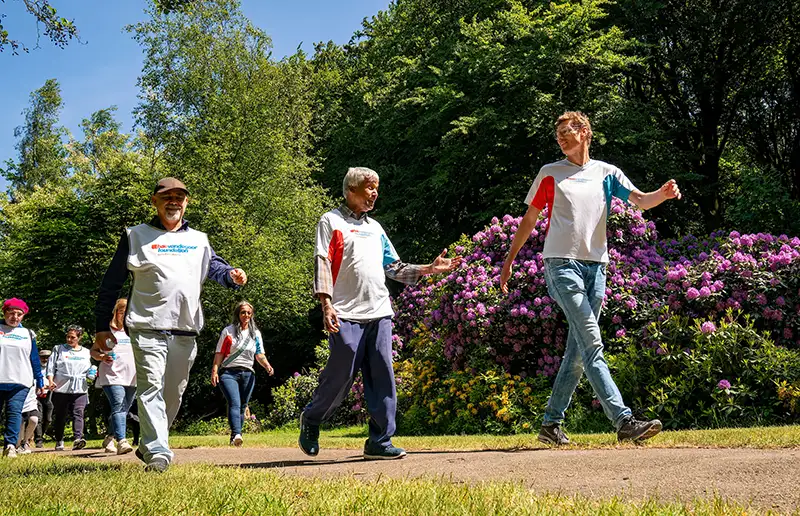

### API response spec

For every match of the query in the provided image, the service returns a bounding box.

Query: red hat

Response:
[2,298,29,314]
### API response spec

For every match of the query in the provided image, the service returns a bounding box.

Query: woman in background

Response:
[211,301,274,447]
[48,325,92,451]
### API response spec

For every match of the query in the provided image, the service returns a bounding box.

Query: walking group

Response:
[1,111,681,470]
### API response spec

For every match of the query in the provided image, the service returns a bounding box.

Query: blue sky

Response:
[0,0,390,188]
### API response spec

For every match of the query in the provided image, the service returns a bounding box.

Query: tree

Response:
[608,0,793,231]
[129,0,330,421]
[0,0,78,54]
[1,78,68,194]
[312,0,640,261]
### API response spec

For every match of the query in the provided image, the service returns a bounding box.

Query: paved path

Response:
[56,446,800,512]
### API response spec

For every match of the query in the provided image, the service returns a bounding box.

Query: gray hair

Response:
[342,167,379,198]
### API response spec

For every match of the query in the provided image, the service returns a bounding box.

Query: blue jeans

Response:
[102,385,136,441]
[219,368,255,438]
[304,317,396,449]
[543,258,632,430]
[0,384,28,447]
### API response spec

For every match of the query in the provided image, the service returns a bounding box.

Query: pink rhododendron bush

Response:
[392,200,800,433]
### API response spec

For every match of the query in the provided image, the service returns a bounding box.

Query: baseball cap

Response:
[153,177,190,195]
[39,349,52,358]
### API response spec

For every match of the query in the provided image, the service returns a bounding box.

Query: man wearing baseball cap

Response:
[94,177,247,472]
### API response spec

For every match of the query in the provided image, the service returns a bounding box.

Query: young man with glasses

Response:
[500,111,681,445]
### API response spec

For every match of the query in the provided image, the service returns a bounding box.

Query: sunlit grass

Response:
[0,455,785,515]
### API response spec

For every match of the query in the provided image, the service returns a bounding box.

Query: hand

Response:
[94,331,116,353]
[321,298,340,333]
[428,248,463,275]
[230,268,248,286]
[47,379,56,391]
[102,353,114,365]
[211,370,219,387]
[265,363,274,376]
[36,387,45,397]
[500,261,513,295]
[660,179,682,200]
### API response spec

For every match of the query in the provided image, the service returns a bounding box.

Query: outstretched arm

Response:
[500,205,541,294]
[207,247,247,288]
[384,249,463,285]
[629,179,682,210]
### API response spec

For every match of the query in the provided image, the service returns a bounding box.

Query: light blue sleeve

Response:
[255,331,264,355]
[380,233,400,268]
[603,168,637,213]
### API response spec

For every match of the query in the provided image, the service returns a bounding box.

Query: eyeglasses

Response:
[555,124,582,140]
[240,311,253,316]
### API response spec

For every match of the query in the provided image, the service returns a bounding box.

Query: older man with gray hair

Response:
[299,167,461,459]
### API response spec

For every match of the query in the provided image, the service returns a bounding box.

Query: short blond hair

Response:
[555,111,592,144]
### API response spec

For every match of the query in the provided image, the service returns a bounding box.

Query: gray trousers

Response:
[304,317,396,448]
[130,331,197,464]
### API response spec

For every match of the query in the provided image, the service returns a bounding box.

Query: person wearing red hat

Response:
[93,178,247,472]
[0,298,45,458]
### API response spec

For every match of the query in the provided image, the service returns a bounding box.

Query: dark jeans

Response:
[52,392,89,442]
[34,391,54,444]
[304,317,396,449]
[0,384,28,447]
[219,368,255,438]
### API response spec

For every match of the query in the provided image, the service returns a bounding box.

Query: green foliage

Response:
[611,313,800,429]
[313,0,640,261]
[0,0,78,54]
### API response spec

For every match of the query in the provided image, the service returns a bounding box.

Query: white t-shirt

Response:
[216,324,264,372]
[47,344,92,394]
[315,208,400,321]
[0,324,36,387]
[22,385,38,413]
[96,330,136,387]
[524,159,637,263]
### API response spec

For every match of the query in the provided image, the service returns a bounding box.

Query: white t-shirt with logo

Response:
[216,324,264,372]
[96,330,136,387]
[315,208,401,321]
[47,344,92,394]
[524,159,637,263]
[0,324,36,387]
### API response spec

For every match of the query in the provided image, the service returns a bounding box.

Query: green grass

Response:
[61,423,800,452]
[0,455,786,515]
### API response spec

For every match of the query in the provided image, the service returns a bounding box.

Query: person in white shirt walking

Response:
[91,298,136,455]
[47,325,93,451]
[0,298,45,459]
[94,177,247,472]
[500,111,681,445]
[211,301,274,447]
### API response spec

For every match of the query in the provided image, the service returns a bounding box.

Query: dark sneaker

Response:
[135,448,146,463]
[72,438,86,451]
[538,424,570,446]
[363,440,407,460]
[298,411,319,456]
[144,457,169,473]
[35,441,44,449]
[617,417,662,442]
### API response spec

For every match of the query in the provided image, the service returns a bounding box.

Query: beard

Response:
[164,208,182,221]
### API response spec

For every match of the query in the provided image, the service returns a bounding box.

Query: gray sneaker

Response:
[72,438,86,451]
[144,457,169,473]
[363,440,407,460]
[538,424,570,446]
[617,417,662,442]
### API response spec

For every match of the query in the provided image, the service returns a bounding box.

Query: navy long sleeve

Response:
[207,246,239,289]
[29,335,44,389]
[94,231,130,333]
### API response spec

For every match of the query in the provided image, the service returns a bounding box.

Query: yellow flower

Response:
[522,422,530,429]
[471,408,478,415]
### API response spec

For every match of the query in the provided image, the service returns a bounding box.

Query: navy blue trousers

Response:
[304,317,396,448]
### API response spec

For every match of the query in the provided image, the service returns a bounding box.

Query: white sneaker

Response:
[117,439,134,455]
[102,435,117,454]
[55,441,65,451]
[232,434,243,447]
[18,442,32,455]
[3,445,17,458]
